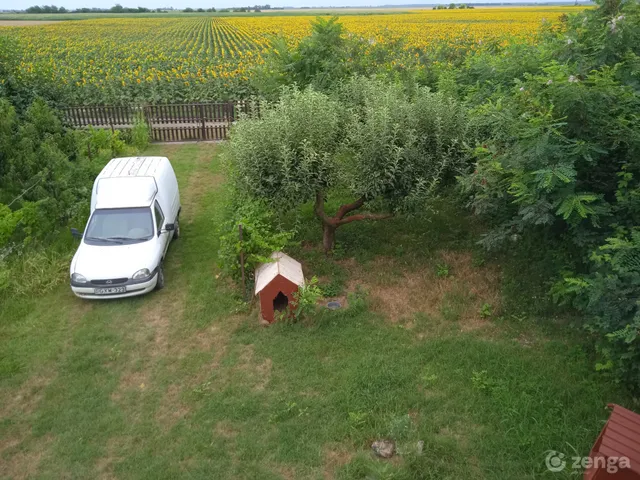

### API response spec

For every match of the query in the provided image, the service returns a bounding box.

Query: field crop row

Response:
[0,7,581,104]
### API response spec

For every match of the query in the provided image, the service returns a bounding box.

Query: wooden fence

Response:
[61,100,259,142]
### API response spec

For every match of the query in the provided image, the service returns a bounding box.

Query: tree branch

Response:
[314,190,333,225]
[336,197,365,220]
[337,212,393,226]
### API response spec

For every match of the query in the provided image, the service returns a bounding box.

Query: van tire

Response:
[172,216,180,240]
[155,265,165,290]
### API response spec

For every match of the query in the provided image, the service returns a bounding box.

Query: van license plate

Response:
[94,287,126,295]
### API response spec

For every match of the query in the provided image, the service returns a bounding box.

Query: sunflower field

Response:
[0,7,580,104]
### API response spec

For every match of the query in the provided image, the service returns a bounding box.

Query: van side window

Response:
[154,201,164,233]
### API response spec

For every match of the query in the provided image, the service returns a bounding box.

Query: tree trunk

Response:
[323,223,336,253]
[314,190,393,253]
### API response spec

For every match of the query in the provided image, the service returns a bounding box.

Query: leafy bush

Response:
[0,97,147,302]
[217,198,296,282]
[0,99,105,247]
[129,114,150,151]
[85,126,126,159]
[457,0,640,387]
[459,62,640,250]
[252,17,352,98]
[554,230,640,386]
[252,16,442,100]
[289,276,323,322]
[0,204,23,247]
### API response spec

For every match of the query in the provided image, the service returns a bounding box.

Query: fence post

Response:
[142,105,151,128]
[199,103,206,141]
[227,100,234,125]
[142,105,153,141]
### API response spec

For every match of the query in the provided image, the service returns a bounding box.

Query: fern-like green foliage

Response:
[458,0,640,388]
[532,165,576,191]
[560,229,640,388]
[555,193,599,223]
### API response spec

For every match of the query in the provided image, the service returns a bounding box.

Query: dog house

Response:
[584,404,640,480]
[254,252,304,323]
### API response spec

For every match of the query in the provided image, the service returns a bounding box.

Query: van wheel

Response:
[155,265,165,290]
[172,216,180,240]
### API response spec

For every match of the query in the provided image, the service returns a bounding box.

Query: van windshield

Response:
[84,207,154,245]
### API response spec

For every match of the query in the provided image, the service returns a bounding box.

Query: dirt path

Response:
[108,142,225,401]
[112,144,218,390]
[181,144,223,223]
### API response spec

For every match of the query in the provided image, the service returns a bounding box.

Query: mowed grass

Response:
[0,143,630,480]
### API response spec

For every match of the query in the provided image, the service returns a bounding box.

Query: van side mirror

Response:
[70,228,83,239]
[164,223,175,232]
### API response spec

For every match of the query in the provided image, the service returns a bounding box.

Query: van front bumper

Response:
[71,273,158,299]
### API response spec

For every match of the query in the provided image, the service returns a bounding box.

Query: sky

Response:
[1,0,557,11]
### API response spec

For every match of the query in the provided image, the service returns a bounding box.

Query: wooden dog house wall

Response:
[254,252,304,323]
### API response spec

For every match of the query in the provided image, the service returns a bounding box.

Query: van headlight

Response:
[71,273,87,284]
[132,268,151,280]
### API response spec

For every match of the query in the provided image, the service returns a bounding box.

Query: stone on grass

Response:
[371,439,395,458]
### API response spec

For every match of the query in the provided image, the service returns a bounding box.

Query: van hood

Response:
[71,240,159,280]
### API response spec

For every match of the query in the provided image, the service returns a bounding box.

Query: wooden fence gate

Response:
[61,101,259,142]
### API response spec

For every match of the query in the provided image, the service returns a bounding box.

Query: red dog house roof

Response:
[254,252,304,295]
[585,404,640,479]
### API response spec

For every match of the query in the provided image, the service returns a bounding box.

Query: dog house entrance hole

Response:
[273,292,288,312]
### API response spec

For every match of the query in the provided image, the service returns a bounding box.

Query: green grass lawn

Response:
[0,142,630,479]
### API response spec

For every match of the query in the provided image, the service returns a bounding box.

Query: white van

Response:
[70,157,181,299]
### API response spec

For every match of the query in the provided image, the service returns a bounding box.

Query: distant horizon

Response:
[2,0,594,12]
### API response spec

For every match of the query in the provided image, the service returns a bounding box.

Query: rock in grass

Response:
[371,439,395,458]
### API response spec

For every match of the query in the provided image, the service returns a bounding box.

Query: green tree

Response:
[225,79,471,252]
[457,0,640,386]
[253,16,352,97]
